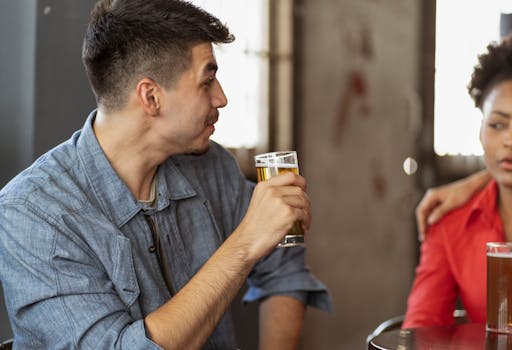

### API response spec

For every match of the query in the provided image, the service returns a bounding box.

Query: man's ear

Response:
[136,78,161,116]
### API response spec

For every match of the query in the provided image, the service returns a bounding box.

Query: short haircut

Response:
[468,34,512,110]
[82,0,234,112]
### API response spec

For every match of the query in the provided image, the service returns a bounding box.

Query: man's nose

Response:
[211,78,228,108]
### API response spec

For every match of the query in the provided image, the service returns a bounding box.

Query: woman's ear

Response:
[136,78,161,116]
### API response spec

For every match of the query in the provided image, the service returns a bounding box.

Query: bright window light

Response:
[435,1,512,156]
[190,0,268,148]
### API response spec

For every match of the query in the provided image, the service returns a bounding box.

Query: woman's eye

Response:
[488,122,507,130]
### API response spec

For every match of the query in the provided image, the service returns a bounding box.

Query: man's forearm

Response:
[258,295,306,350]
[144,233,256,350]
[145,172,311,349]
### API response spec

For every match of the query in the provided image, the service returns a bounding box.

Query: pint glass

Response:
[254,151,305,247]
[487,242,512,334]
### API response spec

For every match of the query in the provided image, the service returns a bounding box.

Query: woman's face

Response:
[481,80,512,188]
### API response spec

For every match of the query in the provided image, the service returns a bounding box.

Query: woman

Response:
[404,34,512,328]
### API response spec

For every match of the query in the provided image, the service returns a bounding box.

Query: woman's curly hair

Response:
[468,34,512,109]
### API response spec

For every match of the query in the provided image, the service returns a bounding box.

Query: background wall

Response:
[297,1,422,349]
[0,0,97,340]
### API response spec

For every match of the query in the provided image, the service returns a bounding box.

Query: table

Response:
[368,323,512,350]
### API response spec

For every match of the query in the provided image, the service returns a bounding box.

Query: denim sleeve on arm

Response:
[0,203,162,349]
[231,170,333,312]
[243,245,333,312]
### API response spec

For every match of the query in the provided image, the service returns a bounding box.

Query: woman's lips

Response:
[499,158,512,171]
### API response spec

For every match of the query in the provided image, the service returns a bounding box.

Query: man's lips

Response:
[206,111,219,126]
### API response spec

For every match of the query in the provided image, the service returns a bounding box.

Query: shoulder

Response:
[427,182,496,238]
[0,136,89,214]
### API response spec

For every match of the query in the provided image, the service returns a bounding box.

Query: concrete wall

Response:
[297,1,422,349]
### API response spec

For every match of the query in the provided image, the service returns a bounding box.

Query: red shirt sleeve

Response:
[402,223,458,328]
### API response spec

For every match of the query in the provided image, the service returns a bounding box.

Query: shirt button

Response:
[148,246,157,253]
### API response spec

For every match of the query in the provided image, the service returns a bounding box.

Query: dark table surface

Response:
[368,323,512,350]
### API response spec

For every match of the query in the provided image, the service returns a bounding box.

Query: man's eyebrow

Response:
[202,62,218,76]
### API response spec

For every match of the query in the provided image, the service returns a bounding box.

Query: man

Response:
[0,1,331,349]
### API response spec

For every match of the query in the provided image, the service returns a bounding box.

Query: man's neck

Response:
[93,109,162,200]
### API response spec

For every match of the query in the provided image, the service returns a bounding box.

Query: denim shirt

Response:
[0,111,332,349]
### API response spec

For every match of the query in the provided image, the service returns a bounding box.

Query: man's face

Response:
[156,42,227,155]
[481,80,512,188]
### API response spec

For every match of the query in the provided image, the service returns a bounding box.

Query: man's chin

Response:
[184,143,210,156]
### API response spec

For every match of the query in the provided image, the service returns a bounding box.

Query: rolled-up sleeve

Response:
[230,162,333,312]
[243,245,333,312]
[0,203,162,349]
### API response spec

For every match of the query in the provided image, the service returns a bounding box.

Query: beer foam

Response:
[487,252,512,258]
[256,163,297,168]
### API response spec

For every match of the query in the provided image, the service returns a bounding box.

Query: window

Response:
[190,0,269,149]
[434,1,512,156]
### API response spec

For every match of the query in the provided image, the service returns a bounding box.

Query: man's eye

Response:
[204,76,215,86]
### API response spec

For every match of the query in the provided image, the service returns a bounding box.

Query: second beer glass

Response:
[254,151,305,248]
[487,242,512,334]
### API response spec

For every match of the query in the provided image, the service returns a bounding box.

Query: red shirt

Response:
[403,181,504,328]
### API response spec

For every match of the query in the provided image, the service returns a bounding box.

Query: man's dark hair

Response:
[82,0,234,112]
[468,34,512,110]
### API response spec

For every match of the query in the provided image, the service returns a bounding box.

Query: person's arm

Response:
[145,172,311,349]
[415,169,491,240]
[258,295,305,350]
[402,225,458,328]
[0,172,309,350]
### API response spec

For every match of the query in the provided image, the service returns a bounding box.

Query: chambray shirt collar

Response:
[76,110,196,227]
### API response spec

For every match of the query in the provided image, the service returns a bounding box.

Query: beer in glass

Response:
[254,151,304,247]
[487,242,512,334]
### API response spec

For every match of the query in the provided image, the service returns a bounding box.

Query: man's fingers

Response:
[415,192,441,239]
[427,205,445,226]
[262,172,306,190]
[416,200,446,241]
[281,189,310,207]
[301,208,311,230]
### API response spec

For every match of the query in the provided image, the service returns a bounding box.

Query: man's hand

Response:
[415,169,491,241]
[237,172,311,259]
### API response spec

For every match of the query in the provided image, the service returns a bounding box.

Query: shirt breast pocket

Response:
[112,235,140,308]
[174,198,223,274]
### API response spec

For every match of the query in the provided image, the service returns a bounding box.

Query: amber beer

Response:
[254,151,304,247]
[487,242,512,334]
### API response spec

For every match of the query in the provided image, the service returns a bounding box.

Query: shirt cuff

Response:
[242,274,333,313]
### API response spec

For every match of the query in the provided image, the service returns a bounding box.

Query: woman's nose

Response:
[504,127,512,147]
